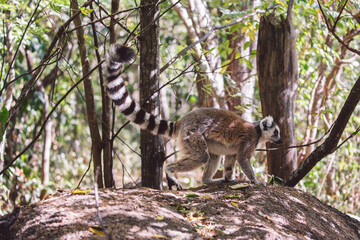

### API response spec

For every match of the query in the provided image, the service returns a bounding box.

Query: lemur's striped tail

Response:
[105,44,177,139]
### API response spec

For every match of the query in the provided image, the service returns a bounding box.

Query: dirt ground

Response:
[2,182,360,239]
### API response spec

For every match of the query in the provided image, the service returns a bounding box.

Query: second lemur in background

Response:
[105,44,282,190]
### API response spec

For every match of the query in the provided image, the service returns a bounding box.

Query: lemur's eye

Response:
[274,130,278,136]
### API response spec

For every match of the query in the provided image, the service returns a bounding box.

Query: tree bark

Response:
[285,75,360,187]
[40,89,52,199]
[139,0,165,190]
[71,0,103,187]
[257,12,298,180]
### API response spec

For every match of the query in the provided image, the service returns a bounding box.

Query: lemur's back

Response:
[178,108,257,146]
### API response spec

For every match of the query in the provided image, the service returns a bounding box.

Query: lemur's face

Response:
[260,116,282,144]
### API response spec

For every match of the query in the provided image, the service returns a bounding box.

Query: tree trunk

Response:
[226,2,258,121]
[139,0,165,190]
[257,12,298,180]
[71,0,103,187]
[101,0,119,188]
[40,89,52,199]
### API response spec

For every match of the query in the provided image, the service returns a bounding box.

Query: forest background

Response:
[0,0,359,219]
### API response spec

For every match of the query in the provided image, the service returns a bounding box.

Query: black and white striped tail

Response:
[105,44,177,139]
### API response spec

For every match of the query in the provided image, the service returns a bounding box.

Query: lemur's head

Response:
[259,116,282,144]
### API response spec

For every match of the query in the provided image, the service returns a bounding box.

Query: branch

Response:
[0,61,103,176]
[284,75,360,187]
[317,0,360,55]
[332,0,348,32]
[256,122,334,152]
[160,9,264,74]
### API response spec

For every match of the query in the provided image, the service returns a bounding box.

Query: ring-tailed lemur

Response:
[105,44,282,190]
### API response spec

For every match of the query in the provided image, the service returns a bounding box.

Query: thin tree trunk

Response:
[101,0,119,188]
[40,89,52,199]
[171,0,224,107]
[139,0,165,190]
[226,2,258,121]
[71,0,103,187]
[257,10,298,180]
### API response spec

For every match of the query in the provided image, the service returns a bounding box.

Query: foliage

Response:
[0,0,359,219]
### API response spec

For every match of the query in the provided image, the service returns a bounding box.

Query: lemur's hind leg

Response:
[202,154,221,184]
[165,131,209,190]
[224,154,237,182]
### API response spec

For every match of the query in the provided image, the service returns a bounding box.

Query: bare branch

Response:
[332,0,348,32]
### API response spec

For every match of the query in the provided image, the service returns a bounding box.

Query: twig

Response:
[316,154,335,198]
[332,0,348,32]
[317,0,360,55]
[76,156,92,189]
[331,125,360,153]
[142,62,195,106]
[114,150,140,188]
[256,122,335,152]
[94,167,111,239]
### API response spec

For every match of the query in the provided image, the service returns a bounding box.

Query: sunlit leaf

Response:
[229,183,249,189]
[156,215,164,220]
[71,189,91,195]
[153,234,168,239]
[224,194,241,199]
[89,225,105,236]
[184,193,200,198]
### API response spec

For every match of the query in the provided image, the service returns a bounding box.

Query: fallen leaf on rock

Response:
[89,225,105,236]
[71,189,91,195]
[229,183,249,189]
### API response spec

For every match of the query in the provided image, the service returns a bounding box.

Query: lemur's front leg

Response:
[237,143,259,184]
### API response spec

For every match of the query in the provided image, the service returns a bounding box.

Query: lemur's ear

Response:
[261,116,274,131]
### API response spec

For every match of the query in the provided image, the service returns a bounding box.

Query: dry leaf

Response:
[152,234,168,239]
[156,215,164,220]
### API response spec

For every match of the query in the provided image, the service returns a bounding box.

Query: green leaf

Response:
[184,193,200,198]
[0,106,9,137]
[244,59,253,70]
[229,183,249,189]
[79,6,94,16]
[243,41,251,51]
